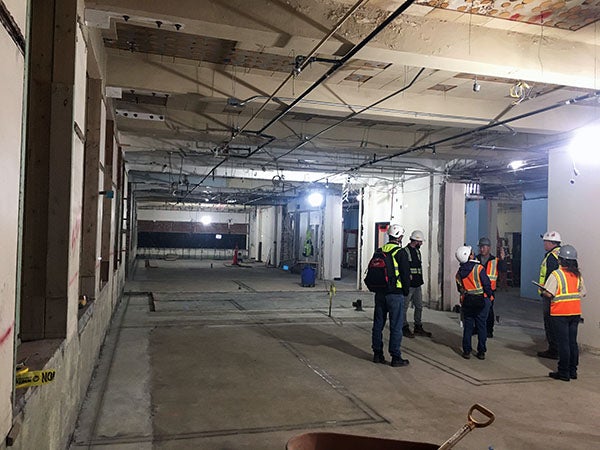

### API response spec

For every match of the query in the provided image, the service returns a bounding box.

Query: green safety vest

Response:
[538,246,560,294]
[381,242,403,289]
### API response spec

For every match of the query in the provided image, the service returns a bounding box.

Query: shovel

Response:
[438,404,495,450]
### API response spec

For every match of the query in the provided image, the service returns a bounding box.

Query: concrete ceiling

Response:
[84,0,600,205]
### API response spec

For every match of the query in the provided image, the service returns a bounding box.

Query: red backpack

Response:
[364,247,398,293]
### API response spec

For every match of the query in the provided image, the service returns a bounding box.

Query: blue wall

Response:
[465,200,490,249]
[521,198,548,299]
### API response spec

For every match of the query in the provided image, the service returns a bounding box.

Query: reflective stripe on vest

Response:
[538,247,560,294]
[382,243,403,289]
[486,258,498,292]
[550,268,582,316]
[403,246,422,276]
[462,265,484,295]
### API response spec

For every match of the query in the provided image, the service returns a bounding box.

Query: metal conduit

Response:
[228,0,371,144]
[257,0,417,134]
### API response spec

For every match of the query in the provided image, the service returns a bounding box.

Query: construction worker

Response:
[402,230,432,338]
[455,245,494,360]
[537,230,562,360]
[476,237,504,338]
[541,245,586,381]
[371,224,411,367]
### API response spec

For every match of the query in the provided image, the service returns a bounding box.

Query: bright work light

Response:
[569,125,600,165]
[307,192,324,207]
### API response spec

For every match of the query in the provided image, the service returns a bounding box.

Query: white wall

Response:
[137,209,249,224]
[496,203,522,239]
[548,147,600,350]
[443,183,466,311]
[256,206,277,265]
[0,1,26,439]
[323,195,343,280]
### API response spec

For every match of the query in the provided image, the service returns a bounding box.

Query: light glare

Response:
[200,215,212,225]
[570,126,600,165]
[308,192,324,207]
[508,160,525,170]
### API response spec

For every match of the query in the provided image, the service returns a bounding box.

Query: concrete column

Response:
[548,147,600,350]
[21,0,79,340]
[442,183,466,311]
[322,194,342,281]
[80,79,105,299]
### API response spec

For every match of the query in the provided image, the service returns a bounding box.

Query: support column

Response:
[548,147,600,350]
[80,79,105,299]
[21,0,79,340]
[442,183,466,311]
[322,194,342,281]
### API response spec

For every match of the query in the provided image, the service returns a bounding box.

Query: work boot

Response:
[475,352,485,360]
[414,324,432,337]
[461,351,471,359]
[391,357,409,367]
[372,352,386,364]
[402,325,415,338]
[548,372,569,382]
[537,350,559,360]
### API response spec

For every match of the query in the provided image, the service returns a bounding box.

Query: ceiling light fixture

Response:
[508,160,525,170]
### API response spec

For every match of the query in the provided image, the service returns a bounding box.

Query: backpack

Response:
[364,247,398,293]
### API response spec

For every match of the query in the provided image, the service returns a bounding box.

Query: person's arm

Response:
[546,253,559,276]
[542,273,558,298]
[479,267,494,299]
[396,248,411,296]
[579,276,587,297]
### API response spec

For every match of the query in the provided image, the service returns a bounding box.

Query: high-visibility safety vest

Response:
[403,246,422,276]
[458,265,485,295]
[549,268,582,316]
[478,257,498,292]
[382,242,403,289]
[538,246,560,294]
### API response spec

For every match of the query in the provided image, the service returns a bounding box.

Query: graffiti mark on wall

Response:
[0,322,14,346]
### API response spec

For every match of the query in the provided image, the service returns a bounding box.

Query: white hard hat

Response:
[455,245,472,264]
[387,224,405,239]
[410,230,425,242]
[541,230,562,243]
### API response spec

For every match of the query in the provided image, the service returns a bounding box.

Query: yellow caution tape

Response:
[15,366,29,376]
[15,369,56,389]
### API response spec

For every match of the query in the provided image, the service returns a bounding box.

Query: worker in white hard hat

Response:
[402,230,432,338]
[537,230,562,360]
[371,224,411,368]
[455,245,494,360]
[541,244,586,381]
[475,237,505,338]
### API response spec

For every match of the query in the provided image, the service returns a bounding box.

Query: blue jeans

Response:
[551,315,579,378]
[372,292,404,358]
[462,297,491,354]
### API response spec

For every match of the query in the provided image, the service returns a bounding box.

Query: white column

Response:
[323,194,343,280]
[443,183,466,311]
[548,147,600,350]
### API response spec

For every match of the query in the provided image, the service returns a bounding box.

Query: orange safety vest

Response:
[459,265,485,295]
[484,258,498,292]
[549,268,582,316]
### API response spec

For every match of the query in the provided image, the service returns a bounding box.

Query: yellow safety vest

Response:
[382,242,403,289]
[538,246,560,294]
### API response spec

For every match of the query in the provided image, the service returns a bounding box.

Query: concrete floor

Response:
[70,259,600,449]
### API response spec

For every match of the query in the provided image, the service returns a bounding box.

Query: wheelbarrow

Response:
[286,404,494,450]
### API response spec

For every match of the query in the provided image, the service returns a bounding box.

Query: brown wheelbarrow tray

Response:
[286,404,494,450]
